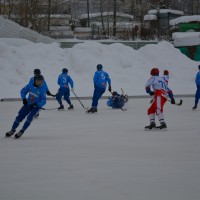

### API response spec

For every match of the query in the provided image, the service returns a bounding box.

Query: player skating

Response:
[87,64,112,113]
[5,75,46,138]
[56,68,74,110]
[162,69,169,84]
[29,69,56,117]
[192,65,200,110]
[144,68,175,130]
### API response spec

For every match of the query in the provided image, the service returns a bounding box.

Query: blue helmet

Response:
[97,64,103,71]
[62,68,68,73]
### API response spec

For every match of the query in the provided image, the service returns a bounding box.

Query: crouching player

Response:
[5,74,46,138]
[145,68,175,130]
[107,91,128,109]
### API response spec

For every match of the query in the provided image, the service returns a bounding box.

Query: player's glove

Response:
[108,86,112,92]
[46,91,51,96]
[23,98,28,106]
[171,98,175,104]
[46,91,56,97]
[149,91,154,96]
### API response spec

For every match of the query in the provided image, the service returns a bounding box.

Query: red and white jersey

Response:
[162,75,169,84]
[145,76,172,99]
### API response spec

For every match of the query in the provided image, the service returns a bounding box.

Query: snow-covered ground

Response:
[0,38,199,99]
[0,98,200,200]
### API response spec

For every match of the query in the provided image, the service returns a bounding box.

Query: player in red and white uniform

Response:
[145,68,175,130]
[162,70,169,85]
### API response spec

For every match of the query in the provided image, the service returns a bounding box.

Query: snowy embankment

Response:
[0,38,199,98]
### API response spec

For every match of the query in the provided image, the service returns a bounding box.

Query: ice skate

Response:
[156,122,167,130]
[5,130,15,137]
[14,130,24,139]
[192,105,197,110]
[68,104,74,110]
[86,107,97,113]
[58,105,64,110]
[144,122,156,130]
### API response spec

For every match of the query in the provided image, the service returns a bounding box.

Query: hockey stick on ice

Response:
[167,99,183,106]
[72,91,89,110]
[41,107,59,110]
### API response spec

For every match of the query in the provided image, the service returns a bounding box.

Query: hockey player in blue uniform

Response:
[29,69,55,117]
[193,65,200,110]
[5,75,46,138]
[107,91,128,109]
[56,68,74,110]
[87,64,112,113]
[30,69,55,97]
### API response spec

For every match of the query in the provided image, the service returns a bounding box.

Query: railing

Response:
[60,41,158,49]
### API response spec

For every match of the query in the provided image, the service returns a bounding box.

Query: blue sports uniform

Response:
[194,71,200,108]
[56,72,74,106]
[92,70,111,108]
[107,93,125,109]
[11,82,46,133]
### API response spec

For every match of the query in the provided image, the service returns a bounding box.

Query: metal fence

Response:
[60,41,158,49]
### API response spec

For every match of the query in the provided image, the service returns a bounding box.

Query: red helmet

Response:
[150,68,159,76]
[164,70,169,75]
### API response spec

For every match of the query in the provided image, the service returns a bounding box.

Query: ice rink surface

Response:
[0,97,200,200]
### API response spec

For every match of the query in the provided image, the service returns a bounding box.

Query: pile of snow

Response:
[0,38,199,98]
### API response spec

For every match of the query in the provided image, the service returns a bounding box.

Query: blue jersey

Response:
[57,73,74,88]
[195,71,200,86]
[21,82,46,108]
[93,70,111,88]
[107,94,125,108]
[29,77,49,92]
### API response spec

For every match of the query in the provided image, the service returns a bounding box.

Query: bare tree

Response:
[100,0,105,34]
[113,0,117,36]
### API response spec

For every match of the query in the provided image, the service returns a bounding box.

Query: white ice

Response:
[0,97,200,200]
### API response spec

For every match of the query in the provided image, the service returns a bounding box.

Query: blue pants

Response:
[92,86,106,108]
[12,105,40,132]
[194,85,200,106]
[56,87,71,106]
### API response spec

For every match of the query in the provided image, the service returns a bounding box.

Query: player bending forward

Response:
[145,68,175,130]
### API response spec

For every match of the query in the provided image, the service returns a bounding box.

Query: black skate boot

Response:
[144,122,156,130]
[192,105,197,110]
[58,105,64,110]
[87,107,97,113]
[156,122,167,130]
[14,130,24,139]
[68,104,74,110]
[5,129,16,137]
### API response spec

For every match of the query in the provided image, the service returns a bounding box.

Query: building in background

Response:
[171,15,200,61]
